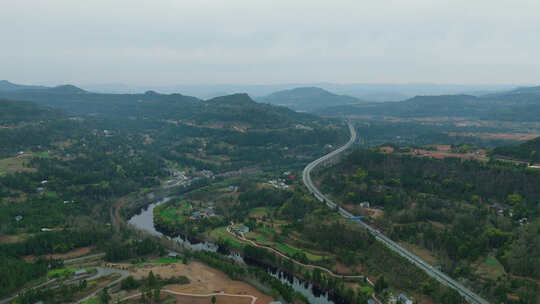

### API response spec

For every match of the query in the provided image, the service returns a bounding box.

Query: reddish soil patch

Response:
[333,263,364,275]
[126,292,253,304]
[379,146,394,153]
[0,234,29,244]
[366,208,384,219]
[449,132,540,141]
[404,148,487,161]
[131,261,274,304]
[428,221,446,230]
[24,246,94,261]
[398,242,438,265]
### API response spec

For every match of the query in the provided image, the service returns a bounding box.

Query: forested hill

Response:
[256,86,363,112]
[0,85,202,118]
[315,85,540,121]
[0,99,63,124]
[0,85,320,129]
[0,80,47,91]
[205,93,318,127]
[492,137,540,163]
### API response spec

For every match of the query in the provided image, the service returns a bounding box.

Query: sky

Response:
[2,0,540,86]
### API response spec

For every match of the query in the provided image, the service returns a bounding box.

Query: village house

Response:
[74,269,88,277]
[233,225,250,234]
[490,203,508,215]
[397,293,413,304]
[359,201,370,208]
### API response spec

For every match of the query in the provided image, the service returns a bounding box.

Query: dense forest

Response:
[0,90,350,301]
[492,137,540,163]
[316,86,540,122]
[317,149,540,302]
[3,82,540,302]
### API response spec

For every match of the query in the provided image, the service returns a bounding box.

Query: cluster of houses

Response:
[200,169,214,179]
[165,168,215,188]
[165,169,192,188]
[490,203,528,225]
[36,179,49,193]
[383,293,413,304]
[189,206,217,220]
[295,124,313,131]
[231,225,250,235]
[267,178,289,190]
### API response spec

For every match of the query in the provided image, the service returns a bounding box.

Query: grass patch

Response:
[153,258,180,264]
[359,285,373,296]
[476,256,505,280]
[47,267,93,279]
[246,232,271,244]
[0,157,34,176]
[249,207,271,216]
[159,201,192,224]
[44,191,57,199]
[81,297,100,304]
[275,242,299,256]
[486,257,498,265]
[209,227,245,248]
[274,242,323,262]
[37,152,50,158]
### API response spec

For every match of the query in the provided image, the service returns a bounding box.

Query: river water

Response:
[128,197,336,304]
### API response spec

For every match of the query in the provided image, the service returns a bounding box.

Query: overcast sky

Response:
[2,0,540,86]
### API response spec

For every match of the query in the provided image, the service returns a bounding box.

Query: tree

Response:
[211,295,216,304]
[148,271,157,288]
[374,276,388,293]
[100,287,111,304]
[79,279,87,291]
[154,286,161,302]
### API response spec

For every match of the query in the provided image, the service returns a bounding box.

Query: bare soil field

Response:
[0,155,36,175]
[379,146,394,153]
[0,233,32,244]
[379,145,488,161]
[125,292,254,304]
[333,263,365,276]
[449,132,540,141]
[404,148,487,161]
[130,261,274,304]
[399,242,438,265]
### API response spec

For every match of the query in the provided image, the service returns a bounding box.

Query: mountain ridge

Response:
[257,86,364,112]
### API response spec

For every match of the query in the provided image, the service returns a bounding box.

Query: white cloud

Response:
[1,0,539,85]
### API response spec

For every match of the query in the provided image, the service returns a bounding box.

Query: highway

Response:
[302,122,490,304]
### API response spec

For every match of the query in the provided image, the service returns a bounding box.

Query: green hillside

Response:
[257,87,363,112]
[492,137,540,163]
[316,86,540,121]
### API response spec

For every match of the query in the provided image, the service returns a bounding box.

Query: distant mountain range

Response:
[0,82,321,129]
[315,85,540,121]
[0,80,47,91]
[2,80,539,122]
[256,87,365,111]
[76,82,517,102]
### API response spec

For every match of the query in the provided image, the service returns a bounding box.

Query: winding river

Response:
[128,198,337,304]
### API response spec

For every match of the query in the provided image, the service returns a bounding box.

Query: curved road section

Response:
[303,122,489,304]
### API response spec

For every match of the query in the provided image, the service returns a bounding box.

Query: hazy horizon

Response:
[3,1,540,85]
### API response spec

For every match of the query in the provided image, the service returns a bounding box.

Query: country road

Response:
[226,224,370,281]
[122,289,259,304]
[0,266,128,304]
[302,122,490,304]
